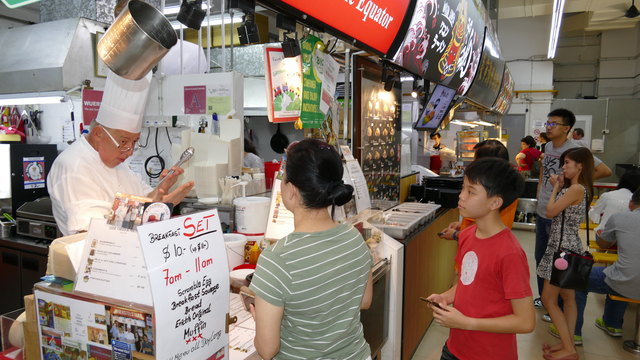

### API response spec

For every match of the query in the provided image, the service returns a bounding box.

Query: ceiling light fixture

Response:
[472,120,495,127]
[170,15,243,30]
[450,120,477,128]
[625,0,640,18]
[163,2,208,15]
[0,92,65,106]
[547,0,566,59]
[177,0,207,30]
[237,13,260,45]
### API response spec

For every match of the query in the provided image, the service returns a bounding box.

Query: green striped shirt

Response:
[250,223,372,360]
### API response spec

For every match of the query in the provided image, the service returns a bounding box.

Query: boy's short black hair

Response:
[465,158,523,210]
[548,108,576,129]
[632,188,640,205]
[573,128,584,137]
[430,132,441,139]
[473,140,509,161]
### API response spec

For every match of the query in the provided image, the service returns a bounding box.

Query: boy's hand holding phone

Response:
[422,294,471,330]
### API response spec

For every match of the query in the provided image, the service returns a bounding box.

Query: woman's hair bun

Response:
[329,183,354,207]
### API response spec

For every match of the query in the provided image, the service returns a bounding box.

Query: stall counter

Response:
[398,207,459,360]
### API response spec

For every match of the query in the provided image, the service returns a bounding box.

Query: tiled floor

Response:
[411,228,639,360]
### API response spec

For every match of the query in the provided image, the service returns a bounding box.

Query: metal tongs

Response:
[156,147,195,188]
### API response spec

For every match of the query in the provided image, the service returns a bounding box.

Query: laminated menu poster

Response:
[137,209,229,360]
[344,160,372,213]
[74,219,153,307]
[35,289,155,360]
[264,46,303,123]
[264,178,295,242]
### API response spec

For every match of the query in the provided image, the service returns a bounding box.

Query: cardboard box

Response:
[23,295,38,360]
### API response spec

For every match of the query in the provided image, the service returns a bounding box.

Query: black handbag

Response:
[550,195,594,291]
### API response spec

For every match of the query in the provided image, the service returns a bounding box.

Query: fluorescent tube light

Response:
[547,0,566,59]
[472,120,495,127]
[170,14,244,30]
[163,3,210,15]
[450,120,477,128]
[0,92,64,106]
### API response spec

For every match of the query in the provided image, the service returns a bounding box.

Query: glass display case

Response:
[456,130,487,163]
[354,57,402,207]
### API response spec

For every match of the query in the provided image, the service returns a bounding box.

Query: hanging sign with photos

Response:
[264,46,303,123]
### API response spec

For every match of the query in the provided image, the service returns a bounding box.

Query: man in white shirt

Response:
[571,128,590,148]
[48,70,194,235]
[589,169,640,231]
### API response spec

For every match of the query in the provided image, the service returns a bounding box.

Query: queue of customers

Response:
[242,109,637,360]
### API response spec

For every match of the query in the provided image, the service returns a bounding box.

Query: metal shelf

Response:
[512,222,536,231]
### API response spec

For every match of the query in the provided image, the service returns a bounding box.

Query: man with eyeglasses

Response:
[48,71,194,236]
[533,108,612,314]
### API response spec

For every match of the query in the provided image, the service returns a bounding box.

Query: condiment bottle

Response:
[248,241,261,265]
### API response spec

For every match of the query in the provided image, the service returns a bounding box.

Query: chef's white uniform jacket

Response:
[48,135,153,236]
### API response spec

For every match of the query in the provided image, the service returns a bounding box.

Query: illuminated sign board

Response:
[276,0,412,55]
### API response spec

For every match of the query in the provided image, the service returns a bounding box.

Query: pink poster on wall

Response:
[184,86,207,114]
[82,89,103,126]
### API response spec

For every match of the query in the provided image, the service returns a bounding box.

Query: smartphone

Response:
[420,297,448,311]
[240,291,255,311]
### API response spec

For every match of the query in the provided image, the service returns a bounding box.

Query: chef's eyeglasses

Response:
[544,121,568,128]
[101,126,141,153]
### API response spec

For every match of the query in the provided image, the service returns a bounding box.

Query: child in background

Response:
[427,158,535,360]
[538,147,594,360]
[439,139,518,240]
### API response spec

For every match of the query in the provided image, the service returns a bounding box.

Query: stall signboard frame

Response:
[260,0,415,56]
[391,0,485,95]
[492,67,514,115]
[463,29,505,109]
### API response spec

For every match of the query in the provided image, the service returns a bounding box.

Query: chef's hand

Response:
[157,181,195,205]
[157,166,185,192]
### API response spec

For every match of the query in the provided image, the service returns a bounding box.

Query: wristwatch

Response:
[453,231,459,241]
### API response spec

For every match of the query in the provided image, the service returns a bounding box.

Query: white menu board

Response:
[137,209,230,360]
[74,219,153,306]
[344,159,372,212]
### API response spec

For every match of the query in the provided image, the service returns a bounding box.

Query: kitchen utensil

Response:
[156,147,195,187]
[270,124,289,154]
[97,0,177,80]
[3,212,15,224]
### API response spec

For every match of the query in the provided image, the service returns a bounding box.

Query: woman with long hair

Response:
[249,139,373,360]
[538,147,594,360]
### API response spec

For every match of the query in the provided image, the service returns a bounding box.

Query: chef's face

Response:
[97,126,140,168]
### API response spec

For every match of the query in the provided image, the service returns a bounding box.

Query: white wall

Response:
[497,16,553,139]
[598,26,640,98]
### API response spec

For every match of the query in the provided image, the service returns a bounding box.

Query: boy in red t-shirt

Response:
[427,158,535,360]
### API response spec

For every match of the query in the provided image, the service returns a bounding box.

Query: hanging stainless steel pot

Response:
[97,0,177,80]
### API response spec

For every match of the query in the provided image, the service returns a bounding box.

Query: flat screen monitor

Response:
[414,85,456,130]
